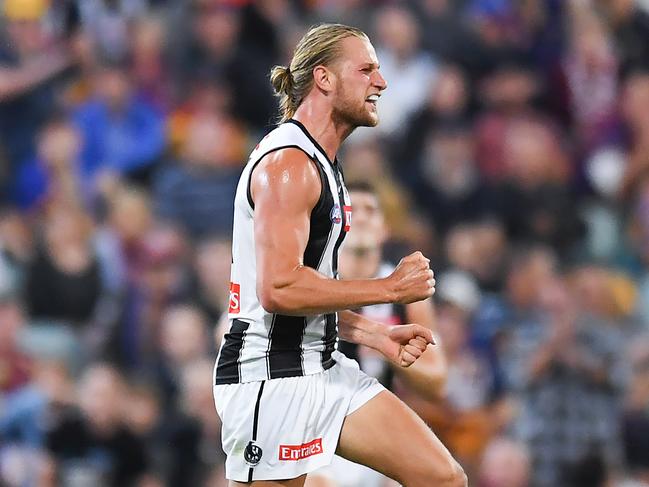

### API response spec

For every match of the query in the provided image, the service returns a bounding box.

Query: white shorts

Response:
[213,350,385,482]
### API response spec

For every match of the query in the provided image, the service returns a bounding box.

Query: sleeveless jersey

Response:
[214,119,352,385]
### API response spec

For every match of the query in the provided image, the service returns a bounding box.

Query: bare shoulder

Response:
[250,147,321,209]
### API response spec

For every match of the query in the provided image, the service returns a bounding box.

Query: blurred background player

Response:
[306,181,447,487]
[336,181,447,400]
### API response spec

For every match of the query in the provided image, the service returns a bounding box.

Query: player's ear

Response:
[313,65,335,94]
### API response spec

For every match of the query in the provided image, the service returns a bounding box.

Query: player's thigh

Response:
[230,475,306,487]
[335,390,460,485]
[303,475,339,487]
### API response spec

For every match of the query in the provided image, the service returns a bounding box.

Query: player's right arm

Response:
[252,148,434,316]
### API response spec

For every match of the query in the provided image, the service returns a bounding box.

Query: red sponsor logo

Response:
[229,282,240,313]
[278,438,323,461]
[343,205,352,232]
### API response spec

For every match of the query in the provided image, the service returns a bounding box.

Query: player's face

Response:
[343,190,387,253]
[331,36,387,128]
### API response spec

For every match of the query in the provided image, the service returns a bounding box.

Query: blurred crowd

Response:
[2,0,649,486]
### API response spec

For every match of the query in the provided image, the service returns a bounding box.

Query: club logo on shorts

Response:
[279,438,323,461]
[330,204,342,224]
[244,441,263,466]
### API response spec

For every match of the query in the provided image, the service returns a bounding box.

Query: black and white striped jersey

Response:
[214,119,352,385]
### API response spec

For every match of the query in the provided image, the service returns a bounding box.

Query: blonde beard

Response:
[332,91,378,128]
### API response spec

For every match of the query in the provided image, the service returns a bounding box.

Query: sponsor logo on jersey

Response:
[330,204,342,224]
[278,438,323,461]
[244,441,263,466]
[343,205,352,232]
[229,282,241,314]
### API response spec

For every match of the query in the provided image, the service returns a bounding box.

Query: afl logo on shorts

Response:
[244,441,263,466]
[330,204,342,224]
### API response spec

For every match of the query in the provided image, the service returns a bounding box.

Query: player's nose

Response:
[373,70,387,91]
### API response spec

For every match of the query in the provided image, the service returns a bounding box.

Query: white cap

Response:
[586,146,625,198]
[437,269,481,313]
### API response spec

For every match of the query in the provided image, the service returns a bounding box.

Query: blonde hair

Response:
[270,23,368,122]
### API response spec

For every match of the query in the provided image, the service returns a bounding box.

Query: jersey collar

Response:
[286,119,338,167]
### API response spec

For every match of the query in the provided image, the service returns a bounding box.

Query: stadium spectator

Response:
[463,0,532,81]
[93,186,162,367]
[341,139,436,258]
[171,0,275,132]
[397,64,471,187]
[0,0,74,197]
[497,119,583,256]
[72,59,165,187]
[124,381,203,487]
[12,116,85,211]
[166,77,234,157]
[601,0,649,76]
[122,226,189,369]
[78,0,148,63]
[190,236,232,324]
[557,5,620,153]
[410,272,499,476]
[413,122,497,237]
[500,263,627,486]
[443,221,509,293]
[414,0,477,67]
[477,436,531,487]
[371,4,438,138]
[473,62,545,183]
[154,304,210,409]
[238,1,287,67]
[179,359,226,485]
[0,360,75,487]
[44,364,150,486]
[153,112,244,240]
[25,203,102,325]
[131,15,173,110]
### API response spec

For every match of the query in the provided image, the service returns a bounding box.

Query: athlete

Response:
[335,181,447,400]
[213,23,467,487]
[307,181,449,487]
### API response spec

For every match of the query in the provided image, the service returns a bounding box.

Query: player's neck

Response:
[292,100,353,162]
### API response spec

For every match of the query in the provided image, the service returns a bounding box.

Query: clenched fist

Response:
[387,251,435,304]
[378,323,435,367]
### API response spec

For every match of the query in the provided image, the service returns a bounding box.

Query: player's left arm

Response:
[339,303,447,400]
[338,309,434,368]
